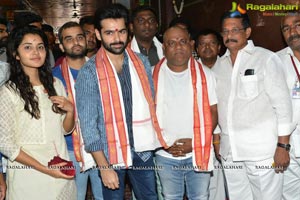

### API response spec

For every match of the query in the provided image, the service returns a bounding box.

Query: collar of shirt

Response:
[224,40,255,58]
[286,46,294,57]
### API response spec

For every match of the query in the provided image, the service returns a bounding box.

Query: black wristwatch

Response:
[277,142,291,152]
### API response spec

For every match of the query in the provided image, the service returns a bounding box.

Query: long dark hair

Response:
[6,25,64,119]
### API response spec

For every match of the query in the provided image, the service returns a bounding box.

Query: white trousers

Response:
[222,154,283,200]
[282,147,300,200]
[209,154,226,200]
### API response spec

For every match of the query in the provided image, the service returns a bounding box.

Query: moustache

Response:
[225,39,238,44]
[287,35,300,43]
[72,44,83,48]
[110,42,125,46]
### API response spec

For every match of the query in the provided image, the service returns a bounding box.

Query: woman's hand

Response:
[49,96,74,113]
[45,162,75,179]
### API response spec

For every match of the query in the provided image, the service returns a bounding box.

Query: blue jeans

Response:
[69,151,103,200]
[102,151,157,200]
[156,155,210,200]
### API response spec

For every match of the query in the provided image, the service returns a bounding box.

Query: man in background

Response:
[0,17,8,62]
[196,28,228,200]
[277,12,300,200]
[52,21,103,200]
[42,24,63,62]
[80,16,98,58]
[196,29,222,69]
[130,5,163,67]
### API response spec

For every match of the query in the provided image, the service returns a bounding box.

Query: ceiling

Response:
[0,0,111,29]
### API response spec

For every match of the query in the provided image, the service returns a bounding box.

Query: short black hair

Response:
[14,12,43,28]
[195,29,222,47]
[79,16,95,27]
[42,24,54,33]
[94,3,129,31]
[58,21,83,43]
[0,17,7,26]
[131,5,158,22]
[221,11,250,29]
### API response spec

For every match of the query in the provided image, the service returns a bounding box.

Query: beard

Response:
[65,45,87,59]
[287,34,300,51]
[101,40,128,55]
[0,38,7,48]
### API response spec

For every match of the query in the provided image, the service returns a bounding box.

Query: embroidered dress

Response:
[0,78,76,200]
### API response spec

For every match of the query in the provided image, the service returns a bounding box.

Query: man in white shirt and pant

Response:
[213,11,295,200]
[195,29,228,200]
[277,13,300,200]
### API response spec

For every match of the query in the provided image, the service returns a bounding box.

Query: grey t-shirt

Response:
[0,61,9,86]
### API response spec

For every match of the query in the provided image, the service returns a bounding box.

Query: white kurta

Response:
[0,78,76,200]
[277,46,300,200]
[213,40,294,161]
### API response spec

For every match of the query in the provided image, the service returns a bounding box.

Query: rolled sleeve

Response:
[75,59,108,153]
[213,125,221,134]
[264,54,295,136]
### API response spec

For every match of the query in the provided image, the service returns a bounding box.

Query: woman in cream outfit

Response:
[0,26,76,200]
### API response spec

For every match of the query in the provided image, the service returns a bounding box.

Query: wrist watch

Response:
[277,142,291,152]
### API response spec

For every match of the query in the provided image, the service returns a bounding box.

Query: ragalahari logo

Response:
[230,2,247,14]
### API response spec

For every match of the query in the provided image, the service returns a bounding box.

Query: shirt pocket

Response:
[238,75,258,99]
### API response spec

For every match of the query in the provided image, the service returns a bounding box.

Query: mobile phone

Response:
[244,69,254,76]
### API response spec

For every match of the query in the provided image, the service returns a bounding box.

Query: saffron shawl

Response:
[60,58,96,171]
[153,58,213,171]
[95,47,167,167]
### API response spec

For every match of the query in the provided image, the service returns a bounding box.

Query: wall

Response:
[166,0,300,52]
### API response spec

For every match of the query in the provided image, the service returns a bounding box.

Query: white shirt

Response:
[156,58,217,159]
[277,47,300,157]
[213,40,294,161]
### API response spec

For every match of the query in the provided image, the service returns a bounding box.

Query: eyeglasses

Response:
[281,23,300,33]
[166,39,189,48]
[136,17,157,25]
[221,28,245,36]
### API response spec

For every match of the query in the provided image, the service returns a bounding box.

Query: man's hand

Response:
[273,147,290,173]
[100,167,119,189]
[166,138,192,157]
[213,143,221,162]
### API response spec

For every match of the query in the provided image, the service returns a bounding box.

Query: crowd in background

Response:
[0,2,300,200]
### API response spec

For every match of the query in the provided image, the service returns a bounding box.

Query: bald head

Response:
[163,26,190,43]
[163,26,193,72]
